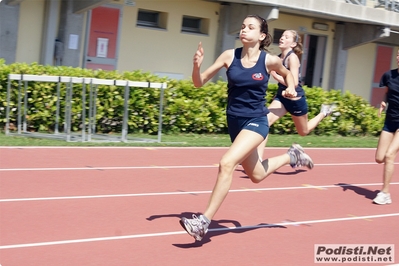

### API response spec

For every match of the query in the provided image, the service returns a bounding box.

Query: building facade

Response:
[1,0,399,106]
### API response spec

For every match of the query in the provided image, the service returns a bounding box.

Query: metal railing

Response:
[345,0,399,12]
[6,74,168,143]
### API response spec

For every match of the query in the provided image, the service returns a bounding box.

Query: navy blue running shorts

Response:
[227,115,269,143]
[383,119,399,133]
[274,95,308,117]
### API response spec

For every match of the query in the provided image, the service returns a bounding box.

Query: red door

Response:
[371,46,393,107]
[85,6,121,70]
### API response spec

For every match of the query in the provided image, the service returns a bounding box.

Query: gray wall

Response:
[0,2,20,64]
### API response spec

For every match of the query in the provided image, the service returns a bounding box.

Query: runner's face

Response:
[240,17,264,43]
[279,31,295,49]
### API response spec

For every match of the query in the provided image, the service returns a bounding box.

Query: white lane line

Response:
[1,162,398,172]
[0,147,378,150]
[0,165,217,171]
[0,212,398,250]
[1,182,398,203]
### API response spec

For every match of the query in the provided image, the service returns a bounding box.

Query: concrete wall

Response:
[342,44,399,100]
[15,0,45,63]
[344,43,376,99]
[117,0,220,79]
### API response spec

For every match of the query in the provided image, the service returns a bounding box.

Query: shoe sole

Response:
[373,200,392,205]
[303,153,314,170]
[179,218,203,241]
[179,218,194,235]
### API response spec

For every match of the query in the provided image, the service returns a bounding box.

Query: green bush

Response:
[0,60,384,136]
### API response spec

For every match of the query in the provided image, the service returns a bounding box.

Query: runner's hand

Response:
[193,42,204,69]
[282,88,297,98]
[378,101,386,117]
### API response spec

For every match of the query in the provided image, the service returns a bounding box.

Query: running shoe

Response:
[179,214,210,241]
[287,143,314,169]
[289,143,304,153]
[321,104,337,117]
[373,192,392,205]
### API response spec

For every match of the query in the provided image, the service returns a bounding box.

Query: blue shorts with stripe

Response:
[227,114,269,143]
[274,95,308,116]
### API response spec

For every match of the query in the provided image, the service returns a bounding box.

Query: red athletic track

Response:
[0,147,398,266]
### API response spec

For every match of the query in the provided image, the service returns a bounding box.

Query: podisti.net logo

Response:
[314,244,394,263]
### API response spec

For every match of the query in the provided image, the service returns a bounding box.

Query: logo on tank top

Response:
[252,73,264,81]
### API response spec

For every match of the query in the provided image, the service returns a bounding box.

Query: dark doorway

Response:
[304,35,318,87]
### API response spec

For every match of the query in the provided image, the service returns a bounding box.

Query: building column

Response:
[214,3,237,82]
[328,22,348,92]
[0,1,20,64]
[40,0,61,66]
[57,0,85,67]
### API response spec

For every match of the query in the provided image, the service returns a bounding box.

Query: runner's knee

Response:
[249,174,263,184]
[384,151,396,164]
[297,130,309,136]
[218,158,236,174]
[375,155,384,164]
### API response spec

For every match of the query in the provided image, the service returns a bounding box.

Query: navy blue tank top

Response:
[380,68,399,122]
[276,50,305,97]
[226,48,270,117]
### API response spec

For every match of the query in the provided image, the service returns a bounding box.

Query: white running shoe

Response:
[179,214,210,241]
[289,143,304,153]
[287,143,314,170]
[321,104,337,117]
[373,192,392,205]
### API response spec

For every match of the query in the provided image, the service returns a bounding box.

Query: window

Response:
[273,29,285,44]
[182,16,201,33]
[137,9,167,29]
[181,16,209,34]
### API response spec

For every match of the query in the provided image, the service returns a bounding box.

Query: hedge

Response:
[0,60,384,136]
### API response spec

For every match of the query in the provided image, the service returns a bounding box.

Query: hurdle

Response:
[5,74,167,143]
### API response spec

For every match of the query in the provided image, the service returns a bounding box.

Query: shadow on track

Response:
[335,183,379,200]
[147,212,286,248]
